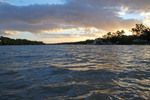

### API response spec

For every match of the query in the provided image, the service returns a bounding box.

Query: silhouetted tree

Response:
[0,36,45,45]
[98,24,150,45]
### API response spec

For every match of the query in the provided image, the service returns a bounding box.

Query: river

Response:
[0,45,150,100]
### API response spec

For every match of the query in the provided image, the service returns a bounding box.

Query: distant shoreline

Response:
[0,36,45,45]
[1,24,150,46]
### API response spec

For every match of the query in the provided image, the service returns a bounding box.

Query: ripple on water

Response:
[0,45,150,100]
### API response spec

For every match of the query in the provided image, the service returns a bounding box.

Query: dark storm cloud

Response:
[0,0,146,35]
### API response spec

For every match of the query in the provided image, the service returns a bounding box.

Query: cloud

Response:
[0,0,148,42]
[0,0,12,5]
[143,16,150,27]
[0,30,19,35]
[37,33,98,43]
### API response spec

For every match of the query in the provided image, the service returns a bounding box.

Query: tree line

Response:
[0,36,45,45]
[1,24,150,45]
[55,24,150,45]
[94,24,150,45]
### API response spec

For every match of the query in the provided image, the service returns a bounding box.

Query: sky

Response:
[0,0,150,43]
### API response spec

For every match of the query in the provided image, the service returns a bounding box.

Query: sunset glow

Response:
[124,30,133,36]
[0,0,150,43]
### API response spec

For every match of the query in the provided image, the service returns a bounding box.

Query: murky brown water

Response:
[0,45,150,100]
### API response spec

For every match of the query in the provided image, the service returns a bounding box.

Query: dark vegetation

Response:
[56,24,150,45]
[98,24,150,45]
[0,24,150,45]
[0,36,45,45]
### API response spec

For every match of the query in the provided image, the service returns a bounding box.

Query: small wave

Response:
[0,45,150,100]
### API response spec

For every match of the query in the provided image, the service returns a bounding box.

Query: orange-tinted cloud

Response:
[1,0,149,42]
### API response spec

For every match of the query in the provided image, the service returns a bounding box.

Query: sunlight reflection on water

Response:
[0,45,150,100]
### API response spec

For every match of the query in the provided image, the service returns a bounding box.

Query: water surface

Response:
[0,45,150,100]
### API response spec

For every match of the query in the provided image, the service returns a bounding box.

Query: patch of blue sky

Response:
[6,32,38,41]
[103,6,144,20]
[119,13,144,20]
[3,0,66,6]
